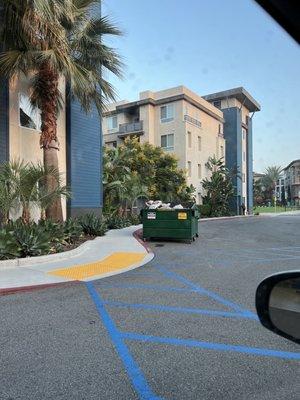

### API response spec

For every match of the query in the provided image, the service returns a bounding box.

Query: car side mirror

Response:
[256,271,300,344]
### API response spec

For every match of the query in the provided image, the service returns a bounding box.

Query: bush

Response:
[197,204,211,218]
[63,218,83,243]
[105,214,131,229]
[8,221,51,257]
[0,230,20,260]
[78,213,107,236]
[127,214,141,226]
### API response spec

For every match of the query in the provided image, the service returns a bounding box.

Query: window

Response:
[107,115,118,130]
[187,131,192,148]
[242,128,246,140]
[198,136,202,151]
[213,100,221,109]
[242,173,245,183]
[187,161,192,177]
[19,93,41,130]
[161,133,174,150]
[160,104,174,122]
[221,146,224,158]
[243,151,246,162]
[198,164,202,179]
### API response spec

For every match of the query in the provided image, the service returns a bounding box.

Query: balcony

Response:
[118,121,144,138]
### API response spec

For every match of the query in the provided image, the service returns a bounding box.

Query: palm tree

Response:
[0,0,122,220]
[262,166,282,201]
[0,160,69,224]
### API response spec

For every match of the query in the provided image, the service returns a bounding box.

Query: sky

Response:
[102,0,300,173]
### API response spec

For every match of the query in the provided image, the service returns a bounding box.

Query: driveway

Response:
[1,216,299,400]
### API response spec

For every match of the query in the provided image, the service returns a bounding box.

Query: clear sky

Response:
[102,0,300,173]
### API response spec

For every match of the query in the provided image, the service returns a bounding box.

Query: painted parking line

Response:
[97,283,198,294]
[122,332,300,361]
[86,282,162,400]
[103,300,258,320]
[156,266,256,317]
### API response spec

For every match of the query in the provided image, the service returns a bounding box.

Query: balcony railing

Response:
[118,121,144,136]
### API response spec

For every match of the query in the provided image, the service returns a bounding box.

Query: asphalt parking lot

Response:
[1,216,300,400]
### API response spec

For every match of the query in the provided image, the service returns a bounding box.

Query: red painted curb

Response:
[133,228,153,254]
[0,280,80,297]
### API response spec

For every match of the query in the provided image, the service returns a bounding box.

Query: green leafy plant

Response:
[105,214,131,230]
[63,219,83,244]
[78,214,107,237]
[0,230,20,260]
[7,221,51,257]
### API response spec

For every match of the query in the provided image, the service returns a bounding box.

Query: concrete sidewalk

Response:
[0,225,153,292]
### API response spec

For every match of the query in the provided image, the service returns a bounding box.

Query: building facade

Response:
[103,86,225,204]
[203,88,260,214]
[283,160,300,205]
[0,74,102,219]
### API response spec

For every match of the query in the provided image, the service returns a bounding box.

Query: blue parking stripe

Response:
[122,332,300,361]
[156,266,256,317]
[97,283,198,294]
[103,300,258,320]
[86,282,163,400]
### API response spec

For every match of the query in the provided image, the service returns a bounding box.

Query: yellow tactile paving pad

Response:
[48,252,146,281]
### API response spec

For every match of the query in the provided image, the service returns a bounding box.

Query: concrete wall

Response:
[9,74,67,220]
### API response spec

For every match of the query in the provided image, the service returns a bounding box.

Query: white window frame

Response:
[161,133,174,151]
[19,93,41,131]
[107,115,118,131]
[160,103,174,123]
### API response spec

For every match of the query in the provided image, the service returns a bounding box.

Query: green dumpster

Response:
[141,205,199,243]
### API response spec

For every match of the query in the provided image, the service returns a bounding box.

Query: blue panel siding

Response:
[247,117,253,212]
[0,79,9,163]
[67,99,102,213]
[222,108,242,214]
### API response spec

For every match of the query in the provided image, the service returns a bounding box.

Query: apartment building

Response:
[0,73,102,218]
[283,160,300,205]
[203,88,261,214]
[103,86,225,204]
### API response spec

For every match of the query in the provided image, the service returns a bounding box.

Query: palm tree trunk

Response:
[39,63,63,221]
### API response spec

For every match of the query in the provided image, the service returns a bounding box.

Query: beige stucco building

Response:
[102,86,225,204]
[0,74,102,219]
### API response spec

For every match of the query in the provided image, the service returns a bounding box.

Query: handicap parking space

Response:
[87,254,300,400]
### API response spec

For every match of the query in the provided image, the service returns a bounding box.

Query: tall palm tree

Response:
[262,166,282,200]
[0,0,122,220]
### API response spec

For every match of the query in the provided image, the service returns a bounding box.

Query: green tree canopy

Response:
[103,138,195,212]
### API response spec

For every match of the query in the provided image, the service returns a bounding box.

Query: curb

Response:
[0,281,81,296]
[199,215,256,222]
[0,227,154,296]
[0,236,103,269]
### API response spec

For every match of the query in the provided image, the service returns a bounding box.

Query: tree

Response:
[0,160,69,224]
[201,156,236,217]
[103,138,194,212]
[261,166,282,203]
[0,0,122,220]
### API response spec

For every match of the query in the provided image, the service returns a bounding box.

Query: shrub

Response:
[0,230,20,260]
[128,214,141,226]
[105,214,131,229]
[63,218,83,243]
[78,213,107,236]
[8,221,51,257]
[39,219,64,243]
[197,204,211,218]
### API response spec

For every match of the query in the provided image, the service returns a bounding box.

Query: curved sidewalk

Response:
[0,225,153,293]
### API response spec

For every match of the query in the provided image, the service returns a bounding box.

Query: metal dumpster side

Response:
[141,206,199,242]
